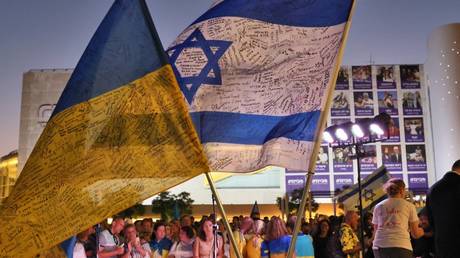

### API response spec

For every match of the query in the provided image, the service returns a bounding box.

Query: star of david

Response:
[363,188,376,202]
[167,28,232,104]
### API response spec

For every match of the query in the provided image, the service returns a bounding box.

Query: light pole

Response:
[323,112,392,256]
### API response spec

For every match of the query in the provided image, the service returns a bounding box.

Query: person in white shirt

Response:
[73,226,95,258]
[372,178,424,258]
[122,224,152,258]
[98,217,126,258]
[169,226,195,258]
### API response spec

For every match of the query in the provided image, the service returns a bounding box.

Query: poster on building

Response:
[352,65,372,89]
[400,65,421,89]
[402,91,423,115]
[360,145,378,172]
[406,144,427,171]
[404,117,425,142]
[354,91,374,116]
[408,173,429,192]
[336,67,349,90]
[334,174,354,192]
[332,147,353,172]
[316,146,329,173]
[311,174,331,194]
[382,145,403,171]
[331,92,351,116]
[376,65,396,89]
[386,118,401,142]
[389,173,404,180]
[378,91,398,115]
[285,175,305,194]
[330,118,350,127]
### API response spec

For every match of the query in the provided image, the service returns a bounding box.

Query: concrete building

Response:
[18,69,72,173]
[0,150,18,203]
[426,23,460,180]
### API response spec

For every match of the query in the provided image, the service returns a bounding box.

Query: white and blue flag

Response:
[168,0,354,172]
[336,166,392,211]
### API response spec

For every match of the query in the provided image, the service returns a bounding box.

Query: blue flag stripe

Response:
[60,236,77,258]
[192,0,353,28]
[53,0,167,116]
[338,168,389,202]
[190,111,321,144]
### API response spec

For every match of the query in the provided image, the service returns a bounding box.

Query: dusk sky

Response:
[1,0,460,156]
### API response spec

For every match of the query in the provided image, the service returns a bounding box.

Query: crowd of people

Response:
[72,160,460,258]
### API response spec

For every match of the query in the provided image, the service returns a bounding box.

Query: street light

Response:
[323,112,392,256]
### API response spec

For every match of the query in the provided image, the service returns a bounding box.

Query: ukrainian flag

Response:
[0,0,209,257]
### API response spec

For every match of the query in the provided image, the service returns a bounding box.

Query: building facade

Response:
[0,150,18,203]
[426,23,460,180]
[18,69,72,173]
[17,62,436,217]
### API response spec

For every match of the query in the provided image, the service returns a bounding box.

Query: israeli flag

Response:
[168,0,354,172]
[336,166,391,211]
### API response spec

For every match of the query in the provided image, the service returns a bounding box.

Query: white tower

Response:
[426,23,460,180]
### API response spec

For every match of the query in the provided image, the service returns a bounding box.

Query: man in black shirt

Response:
[426,159,460,258]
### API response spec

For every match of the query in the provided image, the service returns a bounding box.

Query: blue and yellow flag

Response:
[0,0,209,257]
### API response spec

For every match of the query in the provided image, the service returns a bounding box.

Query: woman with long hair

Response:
[372,178,424,258]
[193,219,223,258]
[313,219,334,258]
[261,217,290,258]
[244,220,265,258]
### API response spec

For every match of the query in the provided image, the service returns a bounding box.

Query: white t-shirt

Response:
[73,242,87,258]
[99,229,119,258]
[372,198,419,250]
[169,240,194,258]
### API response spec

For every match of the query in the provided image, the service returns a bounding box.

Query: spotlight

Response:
[323,131,334,144]
[351,124,364,138]
[370,123,384,136]
[335,128,348,141]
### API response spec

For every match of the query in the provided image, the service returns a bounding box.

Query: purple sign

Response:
[330,118,350,127]
[311,174,331,193]
[389,173,404,180]
[334,174,355,191]
[336,67,349,90]
[333,147,353,172]
[386,118,400,143]
[331,92,350,117]
[404,118,425,142]
[400,65,421,89]
[285,175,305,193]
[376,65,396,89]
[352,66,372,89]
[402,91,423,116]
[406,145,427,171]
[316,146,329,173]
[382,145,403,171]
[354,91,374,116]
[360,173,371,180]
[360,145,378,172]
[378,91,398,115]
[402,91,423,115]
[408,173,429,191]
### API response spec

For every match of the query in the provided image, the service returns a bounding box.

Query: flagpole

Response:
[205,172,243,258]
[286,1,357,257]
[355,143,367,256]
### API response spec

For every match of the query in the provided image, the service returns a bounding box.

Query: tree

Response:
[276,188,319,215]
[151,191,194,221]
[118,203,146,219]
